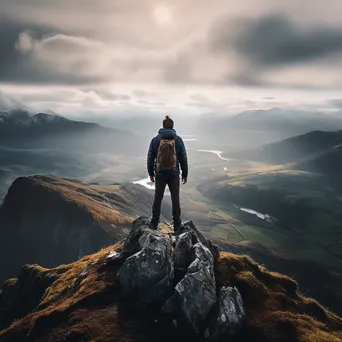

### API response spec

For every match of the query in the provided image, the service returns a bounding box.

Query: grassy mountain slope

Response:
[197,166,342,312]
[211,236,342,317]
[0,175,164,284]
[295,144,342,177]
[246,130,342,165]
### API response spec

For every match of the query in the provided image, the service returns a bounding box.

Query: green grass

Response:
[236,224,284,249]
[211,225,230,239]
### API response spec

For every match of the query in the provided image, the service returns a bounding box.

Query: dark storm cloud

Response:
[211,14,342,66]
[0,19,104,84]
[327,99,342,109]
[0,19,49,82]
[229,73,266,87]
[2,2,342,89]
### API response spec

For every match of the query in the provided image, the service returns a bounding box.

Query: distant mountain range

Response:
[296,144,342,177]
[196,107,342,149]
[0,110,146,199]
[243,129,342,176]
[0,110,138,155]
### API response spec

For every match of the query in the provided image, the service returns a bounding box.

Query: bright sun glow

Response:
[153,4,173,27]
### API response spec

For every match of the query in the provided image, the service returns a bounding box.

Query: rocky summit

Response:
[116,216,245,340]
[0,216,341,342]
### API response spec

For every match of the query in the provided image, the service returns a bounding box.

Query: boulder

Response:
[173,232,194,270]
[117,228,174,307]
[119,216,151,257]
[173,232,195,282]
[163,242,217,335]
[181,220,220,260]
[117,216,245,341]
[205,286,245,341]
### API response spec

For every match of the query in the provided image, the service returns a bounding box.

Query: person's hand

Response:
[182,176,187,185]
[150,175,155,183]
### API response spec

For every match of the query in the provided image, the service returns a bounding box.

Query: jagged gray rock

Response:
[205,286,245,340]
[117,216,245,341]
[117,228,174,307]
[173,231,194,270]
[119,216,151,256]
[163,242,217,335]
[181,220,220,260]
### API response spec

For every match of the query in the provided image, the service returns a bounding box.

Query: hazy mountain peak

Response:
[268,106,283,111]
[22,113,69,126]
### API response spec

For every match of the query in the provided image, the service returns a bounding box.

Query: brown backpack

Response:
[156,135,178,172]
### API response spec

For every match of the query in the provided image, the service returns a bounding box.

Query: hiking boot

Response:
[149,218,159,230]
[173,220,183,233]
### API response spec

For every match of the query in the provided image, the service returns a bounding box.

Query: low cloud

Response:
[0,92,28,111]
[14,32,115,84]
[186,94,223,108]
[10,30,180,84]
[132,90,160,98]
[208,14,342,88]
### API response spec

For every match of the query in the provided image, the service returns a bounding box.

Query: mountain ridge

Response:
[242,129,342,169]
[196,108,342,149]
[0,175,166,284]
[0,110,138,155]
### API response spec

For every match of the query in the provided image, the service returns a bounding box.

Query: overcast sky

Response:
[1,0,342,116]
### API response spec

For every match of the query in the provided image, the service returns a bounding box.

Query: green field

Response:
[193,163,342,272]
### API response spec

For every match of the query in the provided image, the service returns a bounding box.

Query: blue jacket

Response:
[147,128,188,178]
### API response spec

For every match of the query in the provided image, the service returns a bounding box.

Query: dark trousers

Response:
[152,174,181,223]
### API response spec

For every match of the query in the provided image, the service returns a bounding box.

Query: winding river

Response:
[239,207,276,223]
[197,149,231,162]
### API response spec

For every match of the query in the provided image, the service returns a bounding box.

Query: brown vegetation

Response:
[0,247,341,342]
[0,243,121,342]
[30,175,133,227]
[216,252,342,342]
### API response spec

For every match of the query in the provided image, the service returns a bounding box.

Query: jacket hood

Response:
[158,128,177,138]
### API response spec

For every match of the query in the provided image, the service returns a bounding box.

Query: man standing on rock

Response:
[147,115,188,232]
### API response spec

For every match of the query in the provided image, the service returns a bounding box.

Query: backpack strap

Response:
[157,135,178,141]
